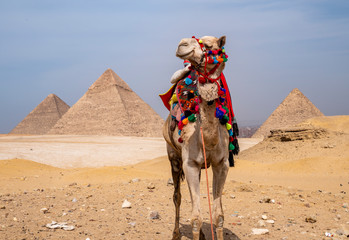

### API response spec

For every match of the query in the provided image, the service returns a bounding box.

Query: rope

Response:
[200,127,215,240]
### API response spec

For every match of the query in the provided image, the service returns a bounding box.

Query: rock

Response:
[336,229,344,236]
[149,211,160,220]
[45,221,75,231]
[72,198,77,203]
[230,194,236,199]
[131,178,140,183]
[122,200,132,208]
[0,206,5,210]
[167,178,174,186]
[128,222,136,227]
[261,215,268,220]
[259,197,275,203]
[69,182,77,187]
[258,220,266,227]
[40,208,49,214]
[342,203,348,208]
[251,228,269,235]
[147,183,155,189]
[238,185,253,192]
[266,220,275,224]
[305,216,316,223]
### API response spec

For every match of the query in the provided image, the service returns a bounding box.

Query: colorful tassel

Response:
[188,114,197,122]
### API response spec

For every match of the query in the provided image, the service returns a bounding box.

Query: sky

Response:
[0,0,348,133]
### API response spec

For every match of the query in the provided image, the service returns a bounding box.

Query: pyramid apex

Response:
[47,93,57,98]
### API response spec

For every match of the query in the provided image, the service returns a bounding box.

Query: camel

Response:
[163,36,233,240]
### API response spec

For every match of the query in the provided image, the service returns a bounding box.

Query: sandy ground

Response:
[0,135,261,168]
[0,116,348,239]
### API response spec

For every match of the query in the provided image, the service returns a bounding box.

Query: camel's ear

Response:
[218,36,226,48]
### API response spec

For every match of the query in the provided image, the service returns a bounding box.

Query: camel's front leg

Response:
[183,158,205,240]
[212,158,229,240]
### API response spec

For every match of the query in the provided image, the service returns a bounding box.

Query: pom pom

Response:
[182,118,189,125]
[213,50,218,55]
[178,130,182,135]
[185,78,192,85]
[228,129,233,136]
[181,115,186,121]
[178,137,183,143]
[223,58,228,62]
[222,49,225,53]
[199,39,203,43]
[229,142,235,151]
[184,110,192,117]
[226,123,232,130]
[194,104,200,113]
[215,107,224,119]
[220,87,226,93]
[219,97,225,103]
[213,60,218,64]
[188,114,197,122]
[208,58,214,64]
[178,121,184,130]
[198,77,206,84]
[219,117,228,125]
[208,50,212,55]
[218,89,224,96]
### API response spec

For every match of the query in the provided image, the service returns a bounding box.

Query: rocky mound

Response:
[238,116,349,165]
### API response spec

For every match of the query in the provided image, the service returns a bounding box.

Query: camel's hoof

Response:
[192,219,201,240]
[217,215,224,228]
[216,227,224,240]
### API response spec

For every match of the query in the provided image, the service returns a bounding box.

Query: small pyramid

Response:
[10,94,70,135]
[48,69,164,137]
[252,88,324,138]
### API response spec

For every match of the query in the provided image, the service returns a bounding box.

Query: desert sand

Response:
[0,116,348,239]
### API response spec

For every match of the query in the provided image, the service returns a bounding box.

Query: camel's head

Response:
[176,35,226,68]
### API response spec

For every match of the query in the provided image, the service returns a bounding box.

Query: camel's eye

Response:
[204,44,212,49]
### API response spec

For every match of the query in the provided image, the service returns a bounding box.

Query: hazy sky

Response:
[1,0,348,133]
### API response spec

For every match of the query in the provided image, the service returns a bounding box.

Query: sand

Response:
[0,116,348,239]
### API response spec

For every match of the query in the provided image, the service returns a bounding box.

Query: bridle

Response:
[190,36,228,85]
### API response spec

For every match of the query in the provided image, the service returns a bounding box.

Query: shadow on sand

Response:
[179,222,241,240]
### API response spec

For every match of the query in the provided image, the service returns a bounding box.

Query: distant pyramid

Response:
[10,94,70,135]
[252,88,324,138]
[48,68,164,137]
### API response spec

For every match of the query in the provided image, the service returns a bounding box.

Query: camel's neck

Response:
[198,98,220,149]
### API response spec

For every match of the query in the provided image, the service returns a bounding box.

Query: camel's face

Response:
[176,36,226,67]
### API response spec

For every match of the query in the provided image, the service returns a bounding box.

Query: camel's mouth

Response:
[176,49,194,59]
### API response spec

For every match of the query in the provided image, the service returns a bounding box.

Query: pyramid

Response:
[252,88,324,138]
[10,94,70,135]
[48,68,164,137]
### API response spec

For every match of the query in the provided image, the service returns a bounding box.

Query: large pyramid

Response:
[10,94,70,135]
[48,68,164,137]
[252,88,324,138]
